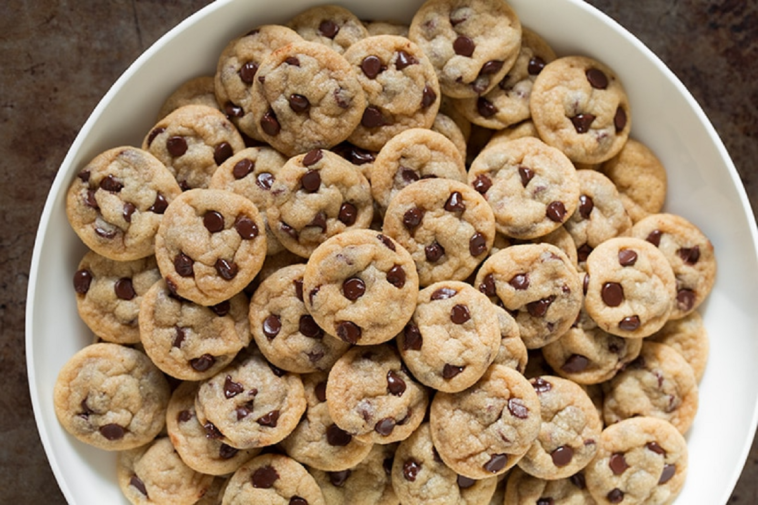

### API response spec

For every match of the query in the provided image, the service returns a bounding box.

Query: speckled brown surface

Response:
[0,0,755,503]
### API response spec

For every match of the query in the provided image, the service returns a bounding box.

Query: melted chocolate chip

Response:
[255,172,275,190]
[215,258,239,280]
[509,273,529,290]
[386,265,406,288]
[481,59,504,75]
[508,398,528,419]
[301,169,321,192]
[224,375,244,398]
[619,315,640,331]
[677,246,700,265]
[289,94,310,113]
[224,102,244,118]
[190,354,216,372]
[256,410,280,427]
[469,233,488,256]
[614,107,627,132]
[562,354,589,374]
[204,421,224,439]
[149,193,168,214]
[532,377,552,393]
[570,472,587,489]
[100,175,123,193]
[647,441,666,455]
[442,363,465,379]
[551,446,574,467]
[377,233,396,251]
[338,202,357,225]
[262,314,281,339]
[122,202,136,223]
[214,142,234,165]
[577,244,593,263]
[453,35,475,57]
[336,321,362,344]
[174,253,194,277]
[432,287,457,300]
[239,61,258,84]
[341,277,366,301]
[252,465,279,488]
[571,113,595,133]
[479,273,496,296]
[129,475,148,497]
[659,464,676,484]
[607,489,624,503]
[375,417,396,436]
[211,301,230,317]
[307,211,327,232]
[425,242,445,262]
[166,136,188,157]
[315,381,328,402]
[618,248,638,266]
[457,475,476,489]
[396,50,418,70]
[318,19,339,38]
[472,174,492,194]
[601,282,624,307]
[328,470,351,487]
[299,314,323,339]
[450,304,471,324]
[361,55,384,78]
[219,444,239,460]
[235,215,259,239]
[403,459,421,481]
[528,56,546,75]
[361,106,386,128]
[579,194,594,219]
[172,326,186,348]
[483,453,508,473]
[609,452,629,475]
[477,97,497,117]
[99,424,125,441]
[73,269,93,294]
[84,189,98,209]
[546,201,568,222]
[676,289,696,312]
[526,296,555,317]
[403,207,424,230]
[260,110,281,136]
[519,166,535,187]
[403,323,423,350]
[444,191,465,212]
[646,229,663,246]
[586,68,609,89]
[421,85,437,108]
[204,211,225,233]
[387,370,406,396]
[146,127,165,147]
[114,278,136,300]
[323,423,352,447]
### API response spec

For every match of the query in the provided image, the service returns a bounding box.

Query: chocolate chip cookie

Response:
[648,311,709,383]
[287,4,369,54]
[504,466,597,505]
[157,75,221,121]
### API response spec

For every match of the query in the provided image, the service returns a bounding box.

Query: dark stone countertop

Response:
[1,0,755,502]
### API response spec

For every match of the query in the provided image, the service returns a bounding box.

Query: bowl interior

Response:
[27,0,758,503]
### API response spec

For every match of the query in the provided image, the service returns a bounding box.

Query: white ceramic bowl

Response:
[27,0,758,503]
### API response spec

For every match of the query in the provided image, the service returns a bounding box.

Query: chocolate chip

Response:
[453,35,475,57]
[114,278,136,300]
[224,101,244,118]
[361,106,386,128]
[646,229,663,246]
[676,289,696,312]
[84,189,99,209]
[147,127,165,147]
[172,326,186,348]
[239,61,259,84]
[442,363,465,379]
[289,93,310,113]
[269,363,286,377]
[483,453,508,473]
[338,202,357,225]
[527,296,555,317]
[224,375,244,398]
[256,410,280,427]
[514,167,534,188]
[336,321,361,344]
[431,288,457,301]
[472,174,492,194]
[481,59,504,75]
[235,215,259,239]
[509,273,529,290]
[190,354,215,372]
[386,370,406,396]
[659,464,676,484]
[450,304,470,324]
[214,142,234,165]
[577,244,593,263]
[129,475,148,497]
[421,84,437,108]
[255,172,275,191]
[391,51,417,71]
[677,246,700,265]
[562,354,589,374]
[174,253,194,277]
[467,232,487,256]
[532,377,552,393]
[614,107,627,132]
[318,19,339,38]
[121,202,136,223]
[301,169,321,192]
[204,210,225,233]
[403,207,424,230]
[375,417,396,437]
[215,258,238,280]
[219,444,239,460]
[260,110,280,136]
[307,211,327,232]
[262,314,281,340]
[577,195,594,220]
[204,421,225,439]
[619,315,640,331]
[377,233,396,251]
[284,56,300,66]
[328,470,351,487]
[321,423,353,447]
[149,193,168,214]
[476,97,497,117]
[99,424,125,441]
[444,191,466,212]
[252,465,279,488]
[609,452,629,475]
[570,113,595,133]
[537,499,554,505]
[618,248,638,266]
[527,56,547,75]
[457,475,476,489]
[551,446,574,467]
[586,68,609,89]
[73,269,92,294]
[315,381,327,402]
[546,201,567,222]
[570,472,587,489]
[299,315,323,339]
[508,398,529,419]
[425,242,445,262]
[403,459,421,481]
[478,273,496,297]
[98,175,123,194]
[607,489,624,503]
[646,441,666,455]
[211,301,230,317]
[403,323,423,350]
[601,282,624,307]
[361,55,384,78]
[166,136,188,157]
[386,265,406,288]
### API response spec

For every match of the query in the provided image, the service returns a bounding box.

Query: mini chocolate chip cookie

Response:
[303,229,419,346]
[250,40,366,157]
[629,212,716,320]
[432,111,468,159]
[504,466,597,505]
[585,416,688,504]
[492,304,528,373]
[287,4,369,54]
[266,148,373,258]
[249,264,350,373]
[326,343,429,444]
[398,281,500,392]
[194,347,307,449]
[648,310,709,383]
[157,75,221,122]
[154,188,267,306]
[530,55,631,164]
[66,146,182,261]
[142,104,245,191]
[583,236,676,338]
[429,363,541,479]
[53,343,170,451]
[474,243,583,349]
[383,178,496,287]
[468,136,580,240]
[73,251,161,345]
[343,35,441,151]
[138,280,250,381]
[409,0,522,98]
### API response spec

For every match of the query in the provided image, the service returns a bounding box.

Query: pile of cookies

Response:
[56,0,716,503]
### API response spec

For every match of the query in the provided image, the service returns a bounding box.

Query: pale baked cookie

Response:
[214,25,304,142]
[73,251,161,345]
[196,476,229,505]
[492,304,528,373]
[383,178,496,286]
[599,138,667,223]
[194,347,307,449]
[391,423,498,505]
[453,28,556,129]
[648,311,709,382]
[279,371,373,471]
[530,56,631,164]
[303,230,419,346]
[430,364,540,480]
[249,264,350,374]
[468,136,580,240]
[166,381,259,476]
[139,280,250,381]
[629,213,716,320]
[310,443,400,505]
[517,375,603,480]
[288,4,369,54]
[408,0,522,98]
[250,40,366,157]
[439,95,473,141]
[365,20,409,37]
[142,104,245,190]
[369,128,467,211]
[602,341,699,434]
[565,169,632,265]
[398,281,500,392]
[474,243,583,349]
[117,437,214,505]
[585,416,688,504]
[326,343,429,444]
[484,118,539,150]
[66,146,182,261]
[504,466,597,505]
[222,453,325,505]
[266,149,373,258]
[154,188,267,306]
[53,343,170,451]
[432,112,468,159]
[157,75,220,121]
[343,35,441,151]
[209,146,288,256]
